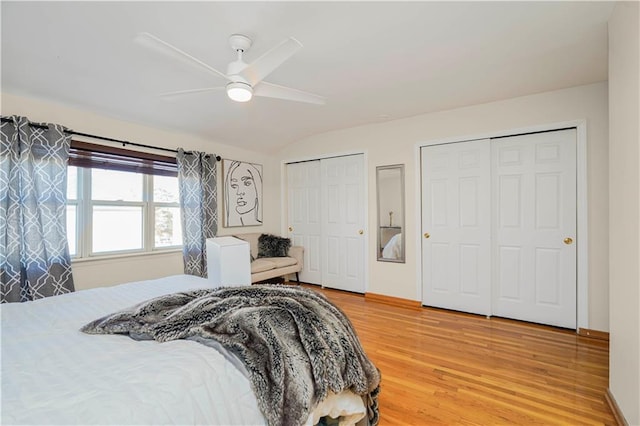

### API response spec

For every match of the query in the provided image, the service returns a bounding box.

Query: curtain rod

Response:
[0,117,221,161]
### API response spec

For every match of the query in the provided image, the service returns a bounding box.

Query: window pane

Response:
[66,205,76,256]
[92,169,143,201]
[67,166,77,200]
[154,207,182,247]
[154,175,180,203]
[92,206,143,253]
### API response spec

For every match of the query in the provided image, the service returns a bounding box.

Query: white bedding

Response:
[382,233,402,259]
[0,275,365,425]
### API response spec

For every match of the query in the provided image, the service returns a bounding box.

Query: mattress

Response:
[0,275,366,425]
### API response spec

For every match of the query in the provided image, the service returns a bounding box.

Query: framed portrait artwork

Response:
[222,159,263,227]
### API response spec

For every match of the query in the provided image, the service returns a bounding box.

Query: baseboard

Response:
[605,388,628,426]
[578,328,610,341]
[365,292,421,310]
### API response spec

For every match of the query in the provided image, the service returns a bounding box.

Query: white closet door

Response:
[321,155,365,293]
[286,161,322,284]
[492,129,577,328]
[421,140,492,315]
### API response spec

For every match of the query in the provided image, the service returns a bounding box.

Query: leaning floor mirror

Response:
[376,164,405,263]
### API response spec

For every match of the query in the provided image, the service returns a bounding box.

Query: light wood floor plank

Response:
[305,284,615,425]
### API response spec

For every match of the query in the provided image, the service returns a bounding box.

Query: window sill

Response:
[71,248,182,264]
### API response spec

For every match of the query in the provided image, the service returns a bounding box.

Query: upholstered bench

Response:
[232,233,304,283]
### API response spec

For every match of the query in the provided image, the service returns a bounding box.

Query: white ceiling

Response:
[1,1,614,153]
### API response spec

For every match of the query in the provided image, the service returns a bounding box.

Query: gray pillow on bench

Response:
[257,234,291,258]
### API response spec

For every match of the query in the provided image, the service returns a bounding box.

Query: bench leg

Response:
[296,272,300,284]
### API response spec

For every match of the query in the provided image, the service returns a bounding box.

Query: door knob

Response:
[358,229,364,235]
[563,237,573,245]
[424,232,430,239]
[288,226,293,232]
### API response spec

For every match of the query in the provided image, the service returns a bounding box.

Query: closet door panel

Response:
[460,244,481,295]
[321,155,365,293]
[430,242,450,293]
[535,247,562,305]
[326,236,340,276]
[287,161,322,284]
[421,140,491,315]
[306,235,322,276]
[492,129,577,328]
[345,236,360,279]
[497,246,523,300]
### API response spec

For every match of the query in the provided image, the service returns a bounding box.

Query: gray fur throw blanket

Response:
[81,285,381,426]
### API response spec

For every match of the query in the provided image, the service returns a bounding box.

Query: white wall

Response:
[2,84,610,332]
[1,92,279,290]
[278,82,610,332]
[608,2,640,424]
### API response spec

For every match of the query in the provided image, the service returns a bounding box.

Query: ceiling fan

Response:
[135,32,325,105]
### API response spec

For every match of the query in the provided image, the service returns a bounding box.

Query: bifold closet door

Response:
[421,129,577,329]
[321,155,365,293]
[421,140,492,316]
[286,161,322,284]
[492,129,577,329]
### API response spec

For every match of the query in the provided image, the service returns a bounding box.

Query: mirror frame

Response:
[376,164,405,263]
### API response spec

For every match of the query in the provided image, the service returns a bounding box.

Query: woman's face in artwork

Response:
[229,164,257,215]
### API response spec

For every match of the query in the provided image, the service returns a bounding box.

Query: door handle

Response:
[424,232,430,239]
[288,226,293,232]
[358,229,364,235]
[564,237,573,245]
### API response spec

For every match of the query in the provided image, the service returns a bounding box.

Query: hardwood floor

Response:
[305,284,615,425]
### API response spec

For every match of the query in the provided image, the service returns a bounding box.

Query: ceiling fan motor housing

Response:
[229,34,252,52]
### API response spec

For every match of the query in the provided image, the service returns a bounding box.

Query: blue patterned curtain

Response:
[176,149,217,277]
[1,116,75,302]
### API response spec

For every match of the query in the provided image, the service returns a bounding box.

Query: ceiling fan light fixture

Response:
[226,82,253,102]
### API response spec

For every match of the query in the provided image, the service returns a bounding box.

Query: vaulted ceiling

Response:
[1,1,614,153]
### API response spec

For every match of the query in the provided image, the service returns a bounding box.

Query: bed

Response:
[381,232,402,260]
[1,275,378,425]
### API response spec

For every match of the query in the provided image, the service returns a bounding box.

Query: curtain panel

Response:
[0,116,75,302]
[177,149,218,277]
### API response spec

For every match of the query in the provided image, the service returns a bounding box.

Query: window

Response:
[66,142,182,258]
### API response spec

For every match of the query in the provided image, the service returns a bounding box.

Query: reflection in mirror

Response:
[376,164,405,263]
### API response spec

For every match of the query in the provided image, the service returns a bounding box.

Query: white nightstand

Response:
[206,236,251,287]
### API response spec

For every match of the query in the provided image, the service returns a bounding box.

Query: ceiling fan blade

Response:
[159,87,225,98]
[240,37,303,86]
[254,82,325,105]
[135,32,230,82]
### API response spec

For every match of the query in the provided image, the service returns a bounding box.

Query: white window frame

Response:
[68,166,182,259]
